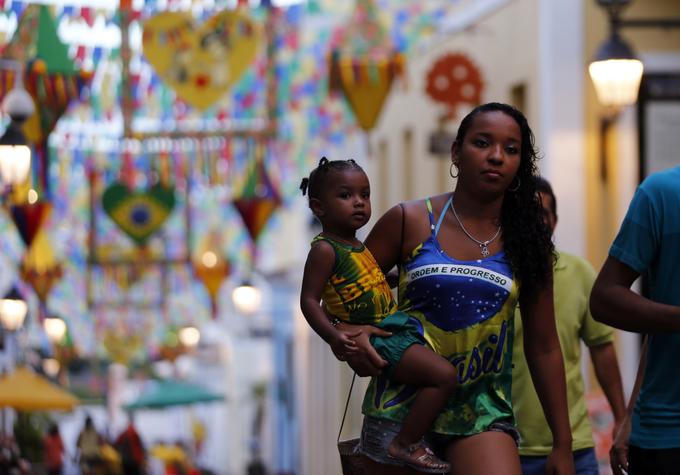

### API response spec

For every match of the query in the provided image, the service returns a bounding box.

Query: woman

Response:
[340,103,575,474]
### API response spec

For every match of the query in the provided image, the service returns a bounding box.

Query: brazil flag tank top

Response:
[312,234,397,325]
[362,196,519,436]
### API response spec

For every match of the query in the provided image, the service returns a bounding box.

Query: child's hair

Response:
[299,157,363,204]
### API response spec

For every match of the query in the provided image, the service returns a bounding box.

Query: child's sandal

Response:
[387,440,450,474]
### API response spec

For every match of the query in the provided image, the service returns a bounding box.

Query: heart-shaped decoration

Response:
[102,182,176,246]
[142,9,261,110]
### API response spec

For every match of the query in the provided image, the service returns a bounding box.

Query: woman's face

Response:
[452,110,522,196]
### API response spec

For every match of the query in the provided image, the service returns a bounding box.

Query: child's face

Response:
[316,169,371,234]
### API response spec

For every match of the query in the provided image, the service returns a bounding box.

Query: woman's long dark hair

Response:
[454,102,555,299]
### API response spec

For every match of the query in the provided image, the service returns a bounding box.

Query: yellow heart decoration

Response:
[142,9,261,110]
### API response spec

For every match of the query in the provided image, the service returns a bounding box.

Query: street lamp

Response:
[0,60,34,189]
[232,281,262,316]
[588,0,680,180]
[588,32,643,108]
[589,0,680,108]
[42,358,60,378]
[0,286,28,332]
[43,316,67,345]
[179,326,201,349]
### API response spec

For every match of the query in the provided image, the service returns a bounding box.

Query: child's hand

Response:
[330,329,362,361]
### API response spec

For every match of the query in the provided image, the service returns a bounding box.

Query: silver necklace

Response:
[450,203,501,258]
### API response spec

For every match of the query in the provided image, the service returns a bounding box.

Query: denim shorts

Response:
[358,415,520,466]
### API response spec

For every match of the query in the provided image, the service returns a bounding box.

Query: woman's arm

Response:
[520,280,574,474]
[299,242,359,357]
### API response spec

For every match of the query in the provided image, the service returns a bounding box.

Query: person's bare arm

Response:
[610,336,648,475]
[520,280,574,475]
[299,242,360,358]
[590,257,680,332]
[589,342,626,428]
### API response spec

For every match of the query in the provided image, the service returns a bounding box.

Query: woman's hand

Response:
[545,445,576,475]
[329,329,362,361]
[610,414,631,475]
[337,323,391,377]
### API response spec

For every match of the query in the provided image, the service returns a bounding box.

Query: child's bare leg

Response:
[387,345,456,471]
[392,344,457,444]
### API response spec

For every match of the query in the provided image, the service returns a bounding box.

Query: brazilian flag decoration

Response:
[102,181,176,246]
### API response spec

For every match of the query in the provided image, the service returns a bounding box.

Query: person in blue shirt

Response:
[590,164,680,475]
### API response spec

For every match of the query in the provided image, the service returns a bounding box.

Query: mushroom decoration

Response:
[425,52,484,120]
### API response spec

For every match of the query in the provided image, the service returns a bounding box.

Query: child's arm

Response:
[300,241,361,359]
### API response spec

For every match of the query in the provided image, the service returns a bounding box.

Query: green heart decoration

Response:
[102,182,176,246]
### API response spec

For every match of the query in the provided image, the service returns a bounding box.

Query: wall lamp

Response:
[588,0,680,180]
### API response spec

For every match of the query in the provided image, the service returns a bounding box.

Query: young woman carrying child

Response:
[299,157,456,473]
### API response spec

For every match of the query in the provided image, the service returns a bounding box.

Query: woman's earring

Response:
[508,177,521,192]
[449,162,459,179]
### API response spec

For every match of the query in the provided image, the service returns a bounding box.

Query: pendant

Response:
[480,244,490,258]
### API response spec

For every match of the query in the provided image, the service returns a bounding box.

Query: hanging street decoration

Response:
[53,326,78,367]
[9,201,52,248]
[328,0,405,133]
[192,230,231,320]
[157,325,186,362]
[142,8,262,111]
[20,229,63,316]
[101,327,145,366]
[0,4,91,197]
[0,2,480,358]
[96,245,151,291]
[102,181,176,247]
[232,152,281,246]
[425,52,484,119]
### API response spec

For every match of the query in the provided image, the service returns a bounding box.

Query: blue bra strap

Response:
[434,195,452,237]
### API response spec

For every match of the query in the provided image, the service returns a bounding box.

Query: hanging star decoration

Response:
[232,154,281,245]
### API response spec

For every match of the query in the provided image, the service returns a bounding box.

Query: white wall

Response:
[537,0,586,256]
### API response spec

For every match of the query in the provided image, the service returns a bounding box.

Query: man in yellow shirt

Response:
[513,177,626,475]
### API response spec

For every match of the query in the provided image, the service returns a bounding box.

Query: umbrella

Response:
[0,367,79,411]
[150,444,189,464]
[124,380,224,410]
